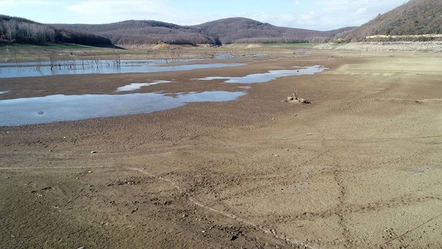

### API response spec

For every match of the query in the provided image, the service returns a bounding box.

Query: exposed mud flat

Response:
[316,41,442,52]
[1,51,441,248]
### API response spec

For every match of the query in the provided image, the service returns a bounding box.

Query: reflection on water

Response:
[0,60,245,78]
[0,91,246,126]
[117,81,171,92]
[0,91,8,95]
[196,65,326,84]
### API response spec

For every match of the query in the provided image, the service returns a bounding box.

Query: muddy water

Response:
[0,60,245,78]
[0,91,246,126]
[196,65,327,84]
[116,81,171,92]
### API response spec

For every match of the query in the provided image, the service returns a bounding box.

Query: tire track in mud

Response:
[383,212,442,246]
[268,195,442,225]
[332,166,352,248]
[0,165,114,170]
[129,167,321,249]
[294,94,442,248]
[295,111,355,247]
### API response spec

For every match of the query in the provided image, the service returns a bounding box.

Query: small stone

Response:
[90,151,97,154]
[78,247,86,249]
[182,213,188,218]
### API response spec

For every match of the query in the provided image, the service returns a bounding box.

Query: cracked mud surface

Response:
[1,52,442,248]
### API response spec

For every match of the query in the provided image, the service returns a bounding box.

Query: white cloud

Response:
[0,0,60,7]
[67,0,169,15]
[355,8,367,16]
[63,0,408,30]
[66,0,220,24]
[251,0,408,30]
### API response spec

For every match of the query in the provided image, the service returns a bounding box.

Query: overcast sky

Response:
[1,0,408,30]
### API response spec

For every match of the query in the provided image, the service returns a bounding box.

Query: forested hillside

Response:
[55,18,354,46]
[0,15,113,46]
[55,20,215,45]
[194,18,350,44]
[336,0,442,42]
[1,14,354,46]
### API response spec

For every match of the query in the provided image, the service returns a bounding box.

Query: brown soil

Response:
[1,51,441,249]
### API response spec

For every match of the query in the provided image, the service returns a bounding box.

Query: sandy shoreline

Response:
[1,51,441,248]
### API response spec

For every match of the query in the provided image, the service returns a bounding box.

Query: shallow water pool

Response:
[0,91,246,126]
[0,60,245,78]
[116,81,171,92]
[196,65,326,84]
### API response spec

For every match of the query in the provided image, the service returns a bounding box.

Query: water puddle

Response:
[0,91,246,126]
[293,51,313,55]
[213,53,267,60]
[409,165,442,175]
[237,86,252,90]
[0,60,245,78]
[196,65,326,84]
[117,81,171,92]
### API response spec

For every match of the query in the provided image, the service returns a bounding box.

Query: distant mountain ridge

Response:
[54,20,215,45]
[193,18,351,44]
[336,0,442,42]
[1,14,355,46]
[53,17,354,46]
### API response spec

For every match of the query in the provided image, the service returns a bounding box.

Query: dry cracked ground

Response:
[1,50,442,248]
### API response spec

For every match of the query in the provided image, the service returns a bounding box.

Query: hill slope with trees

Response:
[0,15,113,46]
[336,0,442,42]
[55,20,216,45]
[54,18,354,46]
[1,14,354,46]
[193,18,350,44]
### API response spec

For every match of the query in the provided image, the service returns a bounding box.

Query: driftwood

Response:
[283,89,309,104]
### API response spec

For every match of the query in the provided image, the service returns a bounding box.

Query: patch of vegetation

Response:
[1,43,95,50]
[0,15,113,47]
[336,0,442,42]
[54,18,354,46]
[262,43,320,47]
